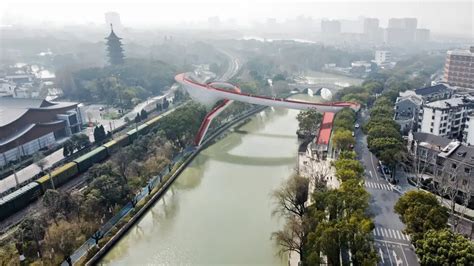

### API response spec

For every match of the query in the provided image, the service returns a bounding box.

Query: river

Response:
[100,94,325,265]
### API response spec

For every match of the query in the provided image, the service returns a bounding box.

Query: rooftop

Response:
[448,49,474,57]
[424,96,474,109]
[415,84,450,96]
[0,98,77,127]
[413,132,452,151]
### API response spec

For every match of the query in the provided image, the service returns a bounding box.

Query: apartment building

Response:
[418,96,474,139]
[408,132,474,207]
[395,84,452,133]
[444,47,474,89]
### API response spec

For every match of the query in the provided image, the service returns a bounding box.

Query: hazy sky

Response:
[2,0,473,36]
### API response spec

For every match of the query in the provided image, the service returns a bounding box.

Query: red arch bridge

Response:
[175,73,359,146]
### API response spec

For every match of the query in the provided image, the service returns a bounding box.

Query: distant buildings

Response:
[0,98,81,167]
[444,47,474,89]
[321,17,430,46]
[415,29,431,42]
[321,20,341,39]
[363,18,383,43]
[374,50,393,67]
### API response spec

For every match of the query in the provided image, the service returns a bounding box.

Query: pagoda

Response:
[105,24,124,65]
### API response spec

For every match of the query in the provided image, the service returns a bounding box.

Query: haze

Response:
[2,0,472,37]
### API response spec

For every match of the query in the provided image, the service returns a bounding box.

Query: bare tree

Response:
[433,159,470,232]
[34,152,54,189]
[271,215,306,257]
[402,144,437,189]
[272,175,309,219]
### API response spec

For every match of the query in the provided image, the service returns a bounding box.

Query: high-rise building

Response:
[444,47,474,89]
[363,18,382,43]
[386,18,418,44]
[104,12,123,32]
[415,29,430,42]
[105,24,125,65]
[321,20,341,37]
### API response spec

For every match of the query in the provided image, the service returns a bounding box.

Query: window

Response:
[452,163,457,169]
[463,179,468,186]
[432,115,435,120]
[431,122,434,126]
[430,128,433,133]
[465,168,471,174]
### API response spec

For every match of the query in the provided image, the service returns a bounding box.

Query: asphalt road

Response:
[355,108,419,266]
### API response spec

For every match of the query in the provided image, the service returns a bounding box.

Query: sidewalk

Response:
[396,171,474,218]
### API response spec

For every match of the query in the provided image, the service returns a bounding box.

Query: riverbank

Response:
[85,105,267,265]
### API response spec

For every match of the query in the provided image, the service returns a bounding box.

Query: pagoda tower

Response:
[105,24,124,65]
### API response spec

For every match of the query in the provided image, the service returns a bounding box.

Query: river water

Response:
[100,95,321,265]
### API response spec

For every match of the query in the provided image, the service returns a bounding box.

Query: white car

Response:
[351,131,355,137]
[354,123,360,129]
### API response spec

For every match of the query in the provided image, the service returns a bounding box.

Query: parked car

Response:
[354,123,360,129]
[351,131,355,137]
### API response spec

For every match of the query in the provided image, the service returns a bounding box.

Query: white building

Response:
[463,114,474,145]
[418,96,474,139]
[374,50,392,66]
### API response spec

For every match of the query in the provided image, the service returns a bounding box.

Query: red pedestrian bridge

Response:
[175,73,359,146]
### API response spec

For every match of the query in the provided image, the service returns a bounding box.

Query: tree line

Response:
[395,191,474,265]
[0,103,207,264]
[272,108,377,265]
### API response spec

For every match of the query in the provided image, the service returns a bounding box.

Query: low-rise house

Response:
[408,132,474,207]
[394,93,422,133]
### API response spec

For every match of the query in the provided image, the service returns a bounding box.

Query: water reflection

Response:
[100,95,320,265]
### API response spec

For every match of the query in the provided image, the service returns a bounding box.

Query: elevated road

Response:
[175,74,359,113]
[175,73,359,145]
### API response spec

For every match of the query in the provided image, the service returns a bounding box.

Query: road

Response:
[355,108,419,266]
[0,88,175,196]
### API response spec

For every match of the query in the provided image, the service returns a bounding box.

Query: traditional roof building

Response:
[0,98,81,167]
[105,24,125,65]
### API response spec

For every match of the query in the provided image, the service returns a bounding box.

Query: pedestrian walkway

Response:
[373,226,410,242]
[364,181,393,191]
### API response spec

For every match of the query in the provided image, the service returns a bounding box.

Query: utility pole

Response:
[11,165,19,188]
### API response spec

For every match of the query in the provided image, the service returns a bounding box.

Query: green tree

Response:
[415,229,474,266]
[332,129,355,151]
[14,216,47,259]
[394,191,449,240]
[44,220,85,264]
[296,109,323,136]
[140,109,148,120]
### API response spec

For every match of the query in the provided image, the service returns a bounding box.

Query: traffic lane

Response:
[369,188,406,231]
[375,240,418,266]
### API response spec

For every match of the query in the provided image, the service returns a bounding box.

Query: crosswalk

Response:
[365,181,393,191]
[373,227,411,241]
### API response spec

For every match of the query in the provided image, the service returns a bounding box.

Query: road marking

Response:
[396,230,402,239]
[385,242,393,265]
[390,229,396,238]
[379,248,385,264]
[392,250,403,266]
[375,239,411,247]
[400,244,409,266]
[369,171,373,179]
[370,153,380,181]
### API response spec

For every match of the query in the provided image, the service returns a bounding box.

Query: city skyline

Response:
[1,0,472,37]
